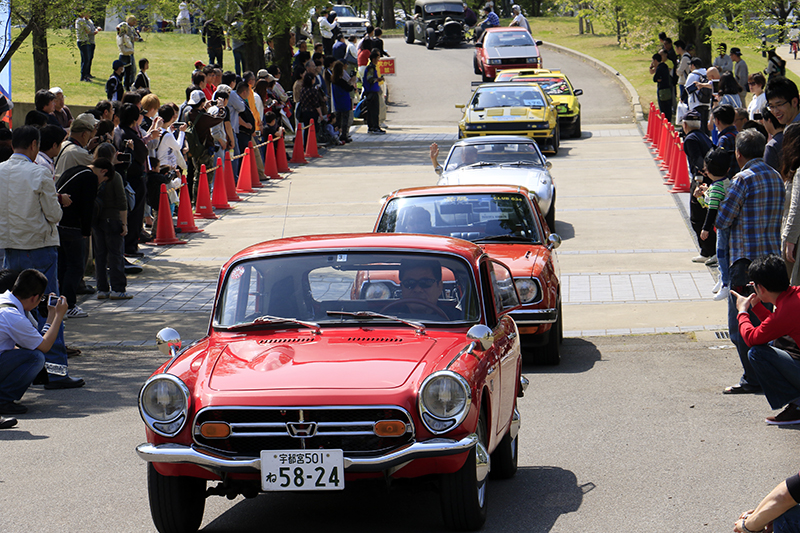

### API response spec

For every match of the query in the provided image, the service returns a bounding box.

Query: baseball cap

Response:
[71,113,99,133]
[112,59,125,70]
[0,95,14,114]
[188,90,206,105]
[683,110,701,122]
[730,47,742,56]
[194,60,205,69]
[49,87,64,96]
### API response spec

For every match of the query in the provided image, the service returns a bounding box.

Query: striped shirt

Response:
[484,11,500,27]
[715,158,785,265]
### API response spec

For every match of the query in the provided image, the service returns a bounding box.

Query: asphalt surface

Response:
[1,41,797,533]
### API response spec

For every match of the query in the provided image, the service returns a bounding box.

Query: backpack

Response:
[105,75,120,101]
[696,75,713,104]
[184,112,206,159]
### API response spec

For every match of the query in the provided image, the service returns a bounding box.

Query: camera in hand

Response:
[48,294,58,307]
[117,153,132,163]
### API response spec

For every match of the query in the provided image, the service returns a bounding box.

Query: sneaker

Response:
[691,255,710,263]
[706,259,719,268]
[705,255,718,266]
[766,404,800,425]
[713,286,730,301]
[109,291,133,300]
[97,291,110,300]
[65,306,88,319]
[712,279,723,293]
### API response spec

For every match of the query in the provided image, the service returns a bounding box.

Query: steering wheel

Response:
[380,298,450,320]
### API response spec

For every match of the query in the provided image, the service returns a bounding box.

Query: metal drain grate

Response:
[713,330,730,340]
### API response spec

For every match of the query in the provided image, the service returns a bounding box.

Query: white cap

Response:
[50,86,64,96]
[188,90,206,105]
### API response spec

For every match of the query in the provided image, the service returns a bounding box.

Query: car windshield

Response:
[377,193,542,244]
[472,86,544,108]
[424,2,464,14]
[443,141,543,170]
[331,5,357,17]
[514,77,572,96]
[215,251,481,328]
[485,31,535,48]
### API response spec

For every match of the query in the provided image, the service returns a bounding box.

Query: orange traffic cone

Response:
[305,119,321,158]
[211,157,232,209]
[649,110,662,149]
[153,184,187,245]
[671,140,692,193]
[290,127,308,164]
[248,141,263,189]
[644,103,655,143]
[223,152,241,202]
[194,164,217,219]
[176,176,203,233]
[275,135,291,174]
[264,135,280,179]
[236,148,254,193]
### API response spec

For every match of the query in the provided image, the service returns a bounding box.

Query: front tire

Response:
[537,302,562,365]
[545,190,556,231]
[440,411,489,531]
[147,464,206,533]
[426,28,436,49]
[550,124,560,155]
[490,420,518,480]
[405,21,415,44]
[571,114,582,138]
[473,55,482,75]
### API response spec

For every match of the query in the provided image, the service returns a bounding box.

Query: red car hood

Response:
[208,332,444,391]
[482,242,546,278]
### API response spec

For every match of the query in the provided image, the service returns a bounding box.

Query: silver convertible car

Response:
[434,136,557,230]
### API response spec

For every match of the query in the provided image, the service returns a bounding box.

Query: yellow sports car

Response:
[495,69,583,138]
[456,82,561,154]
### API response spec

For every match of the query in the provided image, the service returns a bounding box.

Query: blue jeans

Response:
[748,344,800,409]
[118,54,134,90]
[0,348,45,402]
[233,47,244,76]
[78,42,95,79]
[717,227,730,286]
[728,259,762,388]
[3,247,69,371]
[774,504,800,532]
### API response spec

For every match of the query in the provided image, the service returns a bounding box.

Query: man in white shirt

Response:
[509,5,531,33]
[0,269,68,415]
[675,40,693,101]
[713,43,733,74]
[685,58,711,134]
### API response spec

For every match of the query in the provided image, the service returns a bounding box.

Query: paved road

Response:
[2,42,797,533]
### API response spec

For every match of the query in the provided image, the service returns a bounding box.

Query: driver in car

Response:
[399,259,444,315]
[430,142,479,175]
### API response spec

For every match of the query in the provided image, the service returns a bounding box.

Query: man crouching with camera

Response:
[0,269,68,426]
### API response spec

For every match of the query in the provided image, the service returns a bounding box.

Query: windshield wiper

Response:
[463,162,496,168]
[473,234,528,242]
[227,315,322,335]
[501,160,542,167]
[326,310,426,332]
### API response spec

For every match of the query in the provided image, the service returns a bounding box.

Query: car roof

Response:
[387,184,533,198]
[449,135,539,146]
[484,27,530,33]
[225,233,486,267]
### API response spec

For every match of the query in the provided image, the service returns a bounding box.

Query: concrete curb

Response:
[540,41,643,122]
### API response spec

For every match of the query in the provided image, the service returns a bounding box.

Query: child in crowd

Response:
[134,58,150,90]
[106,60,125,102]
[695,147,733,300]
[146,157,181,237]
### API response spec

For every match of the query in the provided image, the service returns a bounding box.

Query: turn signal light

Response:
[200,422,231,439]
[373,420,407,437]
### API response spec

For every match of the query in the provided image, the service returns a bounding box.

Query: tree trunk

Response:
[382,0,394,29]
[678,0,711,66]
[273,31,292,90]
[579,15,584,35]
[31,9,49,92]
[240,20,265,74]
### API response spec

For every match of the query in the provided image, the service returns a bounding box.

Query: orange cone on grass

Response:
[236,148,254,193]
[223,152,241,201]
[275,135,291,174]
[154,184,187,245]
[176,176,202,233]
[264,135,280,179]
[248,141,263,188]
[305,119,321,158]
[290,127,308,164]
[210,157,232,210]
[194,164,217,219]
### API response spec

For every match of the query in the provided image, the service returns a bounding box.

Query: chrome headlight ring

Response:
[139,374,191,438]
[418,371,472,435]
[514,277,542,304]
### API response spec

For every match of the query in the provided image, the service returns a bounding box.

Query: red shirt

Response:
[203,83,217,102]
[738,286,800,347]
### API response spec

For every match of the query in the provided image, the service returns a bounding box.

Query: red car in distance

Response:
[136,233,528,532]
[375,185,563,365]
[474,27,544,82]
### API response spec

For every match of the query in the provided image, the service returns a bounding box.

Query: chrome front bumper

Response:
[136,435,478,475]
[510,307,558,325]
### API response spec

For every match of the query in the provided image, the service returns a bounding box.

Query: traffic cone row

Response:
[154,183,187,246]
[645,106,691,194]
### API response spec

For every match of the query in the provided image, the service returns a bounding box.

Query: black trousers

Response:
[57,227,84,308]
[365,91,380,131]
[124,173,146,255]
[93,219,126,293]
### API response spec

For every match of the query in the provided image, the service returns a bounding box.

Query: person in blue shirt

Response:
[480,5,500,30]
[362,49,385,134]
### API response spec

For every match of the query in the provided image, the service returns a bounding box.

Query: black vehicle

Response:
[405,0,468,50]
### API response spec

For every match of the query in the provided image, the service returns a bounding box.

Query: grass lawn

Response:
[11,30,225,106]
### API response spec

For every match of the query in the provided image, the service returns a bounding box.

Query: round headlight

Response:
[363,282,392,300]
[514,278,540,304]
[139,375,190,437]
[419,371,471,433]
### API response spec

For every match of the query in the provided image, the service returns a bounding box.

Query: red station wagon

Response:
[136,233,529,532]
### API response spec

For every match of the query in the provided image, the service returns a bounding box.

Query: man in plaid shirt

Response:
[716,129,785,395]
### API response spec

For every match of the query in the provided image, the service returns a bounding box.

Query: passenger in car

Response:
[398,206,432,233]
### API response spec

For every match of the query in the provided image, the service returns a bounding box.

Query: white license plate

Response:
[260,450,344,491]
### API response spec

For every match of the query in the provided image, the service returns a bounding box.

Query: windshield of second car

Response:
[515,77,572,96]
[444,142,543,170]
[472,86,544,109]
[215,251,481,327]
[485,31,535,48]
[331,5,357,17]
[377,193,542,244]
[424,3,464,14]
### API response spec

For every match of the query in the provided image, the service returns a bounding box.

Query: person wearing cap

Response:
[509,5,531,33]
[0,126,85,390]
[682,110,716,260]
[34,90,62,129]
[106,60,125,102]
[49,87,73,130]
[53,113,99,181]
[76,12,99,82]
[185,90,223,201]
[685,58,711,134]
[731,48,749,106]
[116,16,138,91]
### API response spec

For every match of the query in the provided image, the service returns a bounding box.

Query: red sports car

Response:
[375,185,563,364]
[136,233,528,532]
[474,27,543,82]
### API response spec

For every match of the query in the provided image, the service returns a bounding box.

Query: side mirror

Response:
[455,103,465,109]
[536,40,543,45]
[467,324,494,351]
[548,233,562,249]
[545,160,552,170]
[574,88,583,96]
[156,328,182,358]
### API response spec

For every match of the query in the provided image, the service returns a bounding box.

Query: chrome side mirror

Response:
[156,328,182,358]
[467,324,494,351]
[545,160,552,170]
[548,233,562,250]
